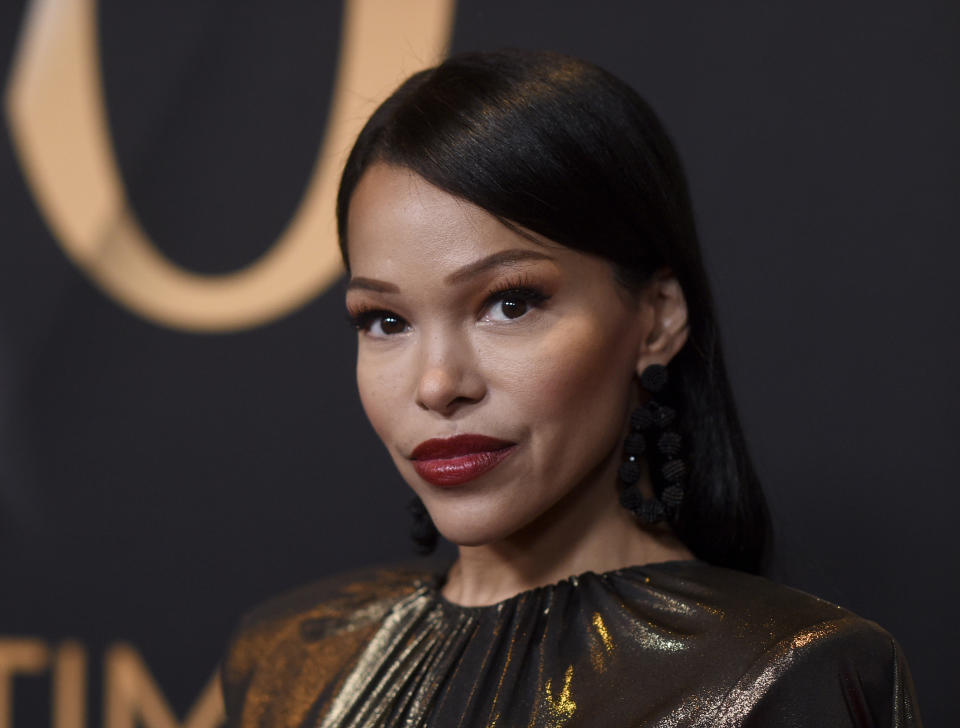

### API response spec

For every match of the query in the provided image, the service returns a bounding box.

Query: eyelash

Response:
[346,275,551,334]
[483,275,550,313]
[346,307,396,332]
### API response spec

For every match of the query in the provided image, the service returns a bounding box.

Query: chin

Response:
[432,520,509,547]
[429,508,525,547]
[441,532,498,548]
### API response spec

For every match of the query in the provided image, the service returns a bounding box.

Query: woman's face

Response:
[345,163,661,547]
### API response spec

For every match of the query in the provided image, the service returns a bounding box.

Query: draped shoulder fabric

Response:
[221,561,922,727]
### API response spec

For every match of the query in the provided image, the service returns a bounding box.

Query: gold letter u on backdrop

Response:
[5,0,455,332]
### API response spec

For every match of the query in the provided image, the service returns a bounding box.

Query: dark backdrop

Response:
[1,1,956,726]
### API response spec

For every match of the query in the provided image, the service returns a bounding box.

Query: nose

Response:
[414,331,486,415]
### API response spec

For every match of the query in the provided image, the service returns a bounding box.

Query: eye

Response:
[372,313,408,336]
[483,287,548,322]
[349,309,410,338]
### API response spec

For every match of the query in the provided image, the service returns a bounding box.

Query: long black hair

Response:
[336,49,771,573]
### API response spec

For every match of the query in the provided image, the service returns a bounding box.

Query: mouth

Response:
[410,434,516,487]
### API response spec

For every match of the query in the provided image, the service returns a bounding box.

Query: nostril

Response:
[414,344,485,413]
[415,379,484,415]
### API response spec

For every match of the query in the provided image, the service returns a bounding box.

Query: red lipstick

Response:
[410,434,516,487]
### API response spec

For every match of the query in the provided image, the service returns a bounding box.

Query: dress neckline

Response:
[428,558,702,613]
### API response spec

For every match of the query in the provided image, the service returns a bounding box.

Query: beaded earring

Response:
[408,496,439,554]
[618,363,687,525]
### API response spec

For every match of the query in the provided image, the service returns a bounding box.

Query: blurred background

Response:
[1,1,956,726]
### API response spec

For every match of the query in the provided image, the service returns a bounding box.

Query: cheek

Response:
[489,315,637,442]
[356,348,406,445]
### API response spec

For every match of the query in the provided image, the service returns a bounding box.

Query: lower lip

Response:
[412,446,516,487]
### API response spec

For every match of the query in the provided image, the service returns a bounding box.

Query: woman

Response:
[222,50,921,727]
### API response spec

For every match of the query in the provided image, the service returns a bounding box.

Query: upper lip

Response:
[410,434,515,460]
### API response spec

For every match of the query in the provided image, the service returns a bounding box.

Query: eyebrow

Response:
[345,277,399,293]
[346,249,555,293]
[444,249,555,284]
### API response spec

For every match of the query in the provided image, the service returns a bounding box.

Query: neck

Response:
[440,453,694,607]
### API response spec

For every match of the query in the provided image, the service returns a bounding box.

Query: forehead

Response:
[346,163,553,275]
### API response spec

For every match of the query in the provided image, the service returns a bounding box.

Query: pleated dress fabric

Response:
[222,560,922,727]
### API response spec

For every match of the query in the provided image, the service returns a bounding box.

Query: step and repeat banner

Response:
[1,1,956,726]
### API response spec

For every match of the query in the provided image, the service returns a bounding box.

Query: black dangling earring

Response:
[408,496,439,554]
[618,363,687,525]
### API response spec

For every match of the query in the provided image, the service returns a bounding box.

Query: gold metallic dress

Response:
[222,560,921,727]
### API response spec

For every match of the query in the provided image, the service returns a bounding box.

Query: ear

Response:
[634,269,690,376]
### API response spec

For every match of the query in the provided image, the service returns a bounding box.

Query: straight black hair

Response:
[337,49,771,573]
